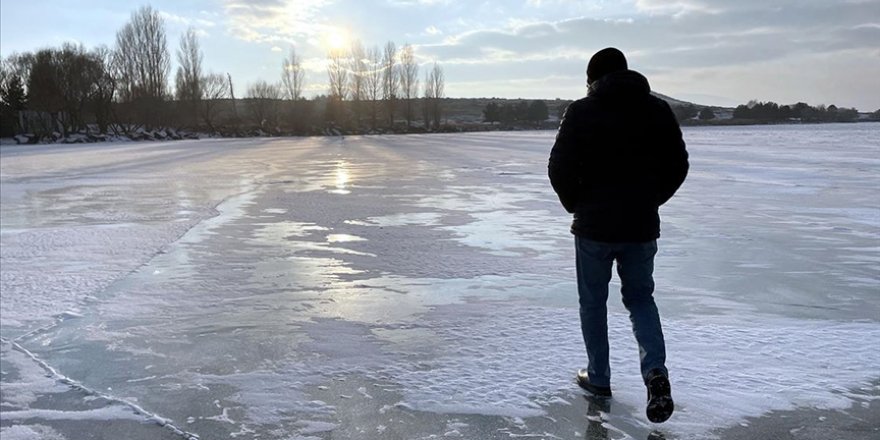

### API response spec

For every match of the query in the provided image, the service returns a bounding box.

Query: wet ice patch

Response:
[345,212,443,227]
[189,368,336,426]
[253,221,330,241]
[1,342,68,408]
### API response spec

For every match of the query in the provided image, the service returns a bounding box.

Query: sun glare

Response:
[325,29,349,51]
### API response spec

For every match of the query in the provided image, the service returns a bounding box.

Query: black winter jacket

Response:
[548,70,689,242]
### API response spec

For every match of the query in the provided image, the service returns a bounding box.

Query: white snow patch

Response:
[0,223,195,331]
[0,406,142,421]
[357,386,374,399]
[294,420,338,434]
[0,425,66,440]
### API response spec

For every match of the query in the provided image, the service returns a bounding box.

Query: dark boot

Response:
[645,369,674,423]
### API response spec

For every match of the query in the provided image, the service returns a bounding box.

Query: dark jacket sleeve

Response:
[655,101,689,206]
[548,102,583,213]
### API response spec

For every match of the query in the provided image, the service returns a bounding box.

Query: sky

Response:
[1,0,878,110]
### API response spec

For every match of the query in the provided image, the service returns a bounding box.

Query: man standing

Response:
[548,48,688,424]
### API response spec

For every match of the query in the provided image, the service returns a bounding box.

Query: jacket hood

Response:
[588,70,651,98]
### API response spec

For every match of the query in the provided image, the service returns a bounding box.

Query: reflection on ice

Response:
[252,221,329,241]
[327,234,366,243]
[330,160,351,194]
[344,212,443,227]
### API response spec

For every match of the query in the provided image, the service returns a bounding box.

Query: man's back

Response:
[548,69,688,242]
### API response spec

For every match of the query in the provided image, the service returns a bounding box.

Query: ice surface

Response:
[1,125,879,439]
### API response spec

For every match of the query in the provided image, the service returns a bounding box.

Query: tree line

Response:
[482,100,550,127]
[673,100,875,124]
[0,5,447,141]
[732,101,862,123]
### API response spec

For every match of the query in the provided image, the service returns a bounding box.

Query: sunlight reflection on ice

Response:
[326,234,366,243]
[330,160,351,194]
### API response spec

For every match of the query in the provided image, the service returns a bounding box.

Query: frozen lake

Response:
[1,124,879,440]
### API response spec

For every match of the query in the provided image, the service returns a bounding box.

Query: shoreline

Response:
[3,120,877,147]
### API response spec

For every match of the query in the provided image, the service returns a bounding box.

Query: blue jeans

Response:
[575,236,667,387]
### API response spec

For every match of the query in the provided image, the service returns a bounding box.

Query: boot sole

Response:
[576,379,612,398]
[646,395,674,423]
[646,375,674,423]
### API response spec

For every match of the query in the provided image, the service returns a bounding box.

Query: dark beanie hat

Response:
[587,47,628,84]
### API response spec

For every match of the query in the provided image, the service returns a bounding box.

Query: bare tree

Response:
[89,45,116,134]
[422,69,432,130]
[175,28,202,127]
[281,47,305,101]
[26,44,108,135]
[431,63,445,130]
[201,72,227,131]
[381,41,398,127]
[175,28,202,101]
[4,52,36,136]
[326,47,349,126]
[0,56,28,136]
[227,72,238,123]
[281,47,306,132]
[113,5,169,129]
[113,5,169,102]
[423,62,445,130]
[27,49,64,134]
[348,40,366,129]
[3,53,34,88]
[246,80,281,129]
[57,44,95,133]
[327,48,349,100]
[399,44,419,129]
[364,45,382,130]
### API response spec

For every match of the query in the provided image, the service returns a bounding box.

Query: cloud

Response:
[223,0,332,44]
[422,0,880,69]
[387,0,451,6]
[159,11,216,29]
[416,0,880,108]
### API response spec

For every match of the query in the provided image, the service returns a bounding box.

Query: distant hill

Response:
[439,93,728,126]
[652,92,699,108]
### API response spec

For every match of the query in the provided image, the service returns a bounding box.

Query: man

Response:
[548,47,688,424]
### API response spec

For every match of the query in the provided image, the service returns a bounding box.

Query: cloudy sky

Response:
[2,0,878,110]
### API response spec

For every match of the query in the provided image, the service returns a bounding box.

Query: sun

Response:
[325,29,350,51]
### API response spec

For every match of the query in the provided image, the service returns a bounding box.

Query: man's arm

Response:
[655,102,689,206]
[549,102,583,213]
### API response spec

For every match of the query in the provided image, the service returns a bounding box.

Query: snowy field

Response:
[1,124,878,440]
